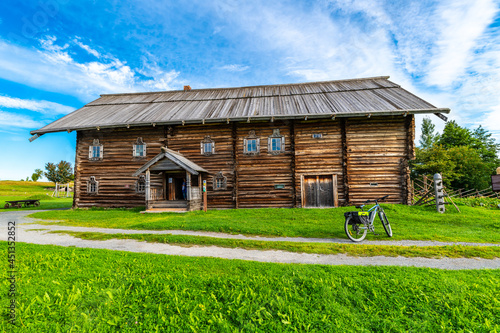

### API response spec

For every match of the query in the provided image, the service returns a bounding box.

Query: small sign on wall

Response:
[169,178,173,184]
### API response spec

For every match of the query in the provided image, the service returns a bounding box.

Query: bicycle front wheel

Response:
[379,211,392,237]
[345,216,367,242]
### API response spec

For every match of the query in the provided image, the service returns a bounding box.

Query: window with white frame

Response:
[243,130,260,155]
[133,137,147,158]
[268,129,285,155]
[89,139,103,161]
[213,172,227,190]
[136,175,146,194]
[87,176,99,194]
[200,136,215,156]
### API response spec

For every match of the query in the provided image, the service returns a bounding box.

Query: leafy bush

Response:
[453,196,500,209]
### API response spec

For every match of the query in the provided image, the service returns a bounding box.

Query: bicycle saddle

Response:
[355,204,364,209]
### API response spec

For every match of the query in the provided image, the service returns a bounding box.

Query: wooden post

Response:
[186,171,191,201]
[203,179,207,212]
[291,120,297,207]
[340,118,349,206]
[145,169,150,210]
[332,174,338,207]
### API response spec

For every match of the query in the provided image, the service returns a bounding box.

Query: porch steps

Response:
[143,208,187,213]
[145,200,188,213]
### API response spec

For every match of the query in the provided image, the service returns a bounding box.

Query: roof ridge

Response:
[99,76,391,97]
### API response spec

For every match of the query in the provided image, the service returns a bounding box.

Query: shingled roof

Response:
[31,76,450,135]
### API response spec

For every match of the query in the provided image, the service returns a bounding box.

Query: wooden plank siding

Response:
[166,123,235,209]
[73,115,414,209]
[345,116,411,204]
[294,121,344,207]
[236,121,294,208]
[74,127,164,208]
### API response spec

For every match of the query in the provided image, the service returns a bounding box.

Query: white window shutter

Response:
[256,138,260,152]
[268,138,272,152]
[133,144,137,157]
[100,145,103,159]
[143,144,147,156]
[211,142,215,154]
[243,139,247,154]
[89,146,92,159]
[281,137,285,151]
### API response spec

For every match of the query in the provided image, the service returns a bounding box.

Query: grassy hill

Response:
[0,180,73,211]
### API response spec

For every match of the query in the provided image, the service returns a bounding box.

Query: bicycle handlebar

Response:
[364,195,389,204]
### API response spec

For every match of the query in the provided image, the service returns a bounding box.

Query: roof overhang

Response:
[30,108,451,136]
[133,148,208,177]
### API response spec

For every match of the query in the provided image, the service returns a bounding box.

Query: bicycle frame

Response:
[358,203,382,232]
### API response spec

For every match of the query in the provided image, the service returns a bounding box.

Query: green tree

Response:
[44,161,73,184]
[31,169,44,182]
[438,120,473,148]
[411,119,500,189]
[419,117,439,149]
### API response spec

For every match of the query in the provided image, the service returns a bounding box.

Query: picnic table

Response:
[4,199,40,209]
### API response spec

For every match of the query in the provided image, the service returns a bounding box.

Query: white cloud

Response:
[425,0,498,87]
[219,64,250,72]
[73,37,101,58]
[0,37,183,101]
[0,111,44,128]
[0,96,74,115]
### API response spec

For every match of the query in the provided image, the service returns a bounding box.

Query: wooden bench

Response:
[4,200,41,209]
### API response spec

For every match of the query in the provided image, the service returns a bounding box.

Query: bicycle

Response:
[344,195,392,242]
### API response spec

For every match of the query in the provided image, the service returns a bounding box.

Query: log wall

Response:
[167,123,235,209]
[74,127,164,208]
[345,116,410,204]
[73,115,414,209]
[294,120,344,207]
[236,121,294,208]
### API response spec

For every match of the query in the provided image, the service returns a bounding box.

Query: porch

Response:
[133,147,208,212]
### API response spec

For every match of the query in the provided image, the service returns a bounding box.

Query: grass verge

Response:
[30,203,500,243]
[49,230,500,259]
[1,242,499,332]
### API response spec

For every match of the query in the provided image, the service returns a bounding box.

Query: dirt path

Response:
[1,210,500,270]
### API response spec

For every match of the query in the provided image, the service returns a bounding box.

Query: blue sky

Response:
[1,0,499,180]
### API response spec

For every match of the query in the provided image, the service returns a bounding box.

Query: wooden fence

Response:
[411,175,498,212]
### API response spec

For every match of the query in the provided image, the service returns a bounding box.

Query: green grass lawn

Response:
[1,242,499,332]
[0,181,73,211]
[30,203,500,243]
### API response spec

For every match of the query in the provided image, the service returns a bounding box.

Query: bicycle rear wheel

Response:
[344,216,368,242]
[379,211,392,237]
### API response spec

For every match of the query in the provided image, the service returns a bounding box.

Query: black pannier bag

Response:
[344,211,370,225]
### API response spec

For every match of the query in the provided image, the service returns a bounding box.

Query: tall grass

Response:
[1,242,499,332]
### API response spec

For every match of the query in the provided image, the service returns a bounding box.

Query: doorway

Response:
[301,175,338,208]
[165,174,186,201]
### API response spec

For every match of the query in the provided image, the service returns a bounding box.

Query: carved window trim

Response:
[135,175,146,194]
[213,171,227,191]
[88,139,103,161]
[133,137,147,158]
[87,176,99,195]
[200,136,215,156]
[243,130,260,155]
[268,129,285,155]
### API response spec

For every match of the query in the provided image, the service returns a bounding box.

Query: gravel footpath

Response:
[1,210,500,270]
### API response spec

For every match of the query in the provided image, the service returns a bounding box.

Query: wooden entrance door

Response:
[166,175,185,200]
[302,175,338,208]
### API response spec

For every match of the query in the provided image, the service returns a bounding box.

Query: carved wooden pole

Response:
[145,169,150,210]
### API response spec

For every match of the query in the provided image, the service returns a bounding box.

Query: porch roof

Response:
[133,147,208,176]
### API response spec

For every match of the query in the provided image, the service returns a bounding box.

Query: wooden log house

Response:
[30,76,450,212]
